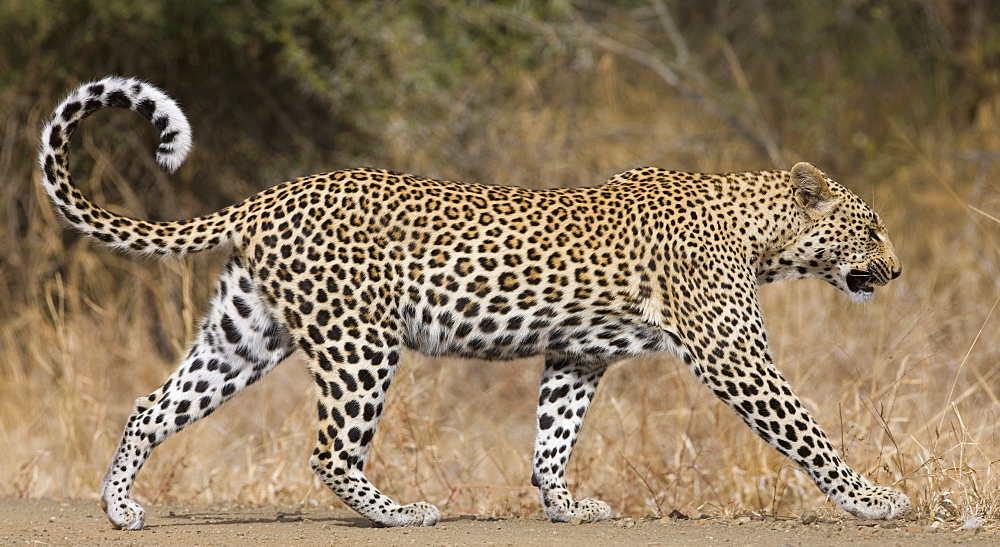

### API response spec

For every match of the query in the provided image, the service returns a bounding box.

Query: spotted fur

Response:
[39,77,908,529]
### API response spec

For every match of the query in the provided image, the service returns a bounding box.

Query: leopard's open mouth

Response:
[846,269,875,294]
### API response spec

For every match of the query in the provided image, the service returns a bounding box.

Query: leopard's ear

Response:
[791,162,839,217]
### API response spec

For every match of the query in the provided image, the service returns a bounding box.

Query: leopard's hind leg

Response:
[101,255,292,530]
[303,335,440,527]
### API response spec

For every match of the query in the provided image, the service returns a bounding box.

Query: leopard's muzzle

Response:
[846,269,876,294]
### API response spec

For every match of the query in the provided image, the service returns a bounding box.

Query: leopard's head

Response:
[773,162,901,303]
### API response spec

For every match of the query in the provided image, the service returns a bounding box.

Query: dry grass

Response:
[2,63,1000,528]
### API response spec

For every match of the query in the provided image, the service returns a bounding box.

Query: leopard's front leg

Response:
[687,311,909,519]
[531,358,611,523]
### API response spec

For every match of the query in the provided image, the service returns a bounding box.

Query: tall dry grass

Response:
[2,59,1000,527]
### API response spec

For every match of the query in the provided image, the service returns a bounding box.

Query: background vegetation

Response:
[2,0,1000,524]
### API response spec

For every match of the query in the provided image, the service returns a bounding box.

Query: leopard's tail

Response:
[38,76,235,258]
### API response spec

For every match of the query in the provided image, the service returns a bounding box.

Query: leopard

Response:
[38,76,909,530]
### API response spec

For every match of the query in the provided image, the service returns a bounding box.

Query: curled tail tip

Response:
[53,75,194,172]
[133,78,193,173]
[40,77,228,257]
[155,129,192,173]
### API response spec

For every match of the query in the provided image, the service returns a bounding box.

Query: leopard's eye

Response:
[869,229,882,243]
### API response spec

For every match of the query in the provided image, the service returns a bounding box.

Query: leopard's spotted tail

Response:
[38,76,234,258]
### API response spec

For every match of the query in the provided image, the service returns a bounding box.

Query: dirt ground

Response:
[1,498,995,546]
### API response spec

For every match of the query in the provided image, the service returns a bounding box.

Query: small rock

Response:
[800,511,818,525]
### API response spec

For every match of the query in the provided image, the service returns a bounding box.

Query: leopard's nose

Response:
[891,267,902,279]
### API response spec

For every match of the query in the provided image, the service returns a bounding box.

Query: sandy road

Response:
[1,497,994,546]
